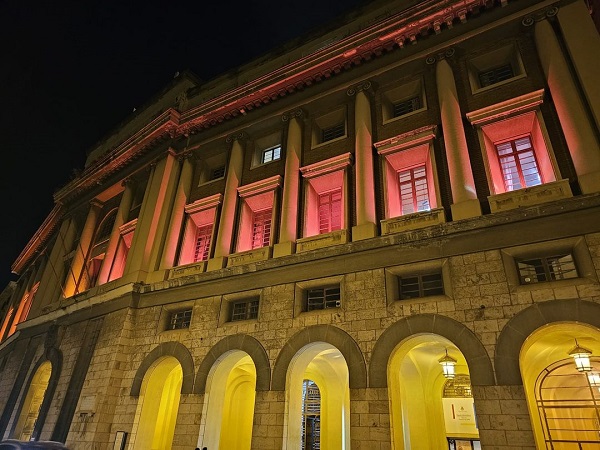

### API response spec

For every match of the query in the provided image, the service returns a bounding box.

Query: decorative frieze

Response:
[296,230,349,253]
[226,247,271,267]
[168,261,206,279]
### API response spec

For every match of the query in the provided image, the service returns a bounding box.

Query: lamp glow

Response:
[587,372,600,387]
[568,339,592,372]
[439,349,457,379]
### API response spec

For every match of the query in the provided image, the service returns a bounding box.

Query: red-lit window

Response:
[318,190,342,234]
[194,224,213,262]
[398,165,430,215]
[496,136,542,191]
[252,209,272,249]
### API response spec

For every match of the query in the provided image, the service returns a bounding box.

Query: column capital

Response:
[226,131,247,143]
[346,80,373,97]
[177,150,196,163]
[522,5,559,27]
[426,48,455,65]
[281,108,304,122]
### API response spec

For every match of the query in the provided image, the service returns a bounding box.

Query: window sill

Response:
[198,176,225,187]
[488,179,572,213]
[297,229,349,253]
[227,247,271,267]
[381,208,445,235]
[510,276,593,294]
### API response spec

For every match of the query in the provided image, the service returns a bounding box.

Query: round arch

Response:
[131,342,194,396]
[271,325,367,390]
[369,313,495,387]
[495,299,600,385]
[194,334,270,394]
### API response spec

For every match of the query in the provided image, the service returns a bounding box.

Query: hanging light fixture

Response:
[439,349,457,379]
[568,339,593,372]
[587,372,600,387]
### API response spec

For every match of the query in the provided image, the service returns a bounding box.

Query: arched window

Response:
[301,379,321,450]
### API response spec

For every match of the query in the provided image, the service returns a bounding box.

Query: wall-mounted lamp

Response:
[439,349,457,379]
[568,339,593,372]
[587,372,600,387]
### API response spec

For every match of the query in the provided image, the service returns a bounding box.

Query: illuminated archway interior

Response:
[200,351,257,450]
[520,323,600,449]
[13,361,52,441]
[284,342,350,450]
[133,356,183,450]
[388,334,479,450]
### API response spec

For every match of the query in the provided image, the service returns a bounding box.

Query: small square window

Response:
[517,254,578,284]
[467,44,526,93]
[230,298,259,321]
[398,273,444,300]
[306,286,341,311]
[478,64,514,88]
[210,166,226,181]
[261,146,281,164]
[393,96,422,118]
[168,309,192,330]
[322,123,345,142]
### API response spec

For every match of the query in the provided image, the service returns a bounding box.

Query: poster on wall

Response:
[442,397,478,437]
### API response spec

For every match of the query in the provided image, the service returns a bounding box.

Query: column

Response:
[436,57,482,220]
[160,153,195,269]
[125,150,180,280]
[350,82,378,241]
[63,200,103,297]
[207,134,244,271]
[97,179,135,285]
[274,111,302,258]
[535,16,600,194]
[557,0,600,130]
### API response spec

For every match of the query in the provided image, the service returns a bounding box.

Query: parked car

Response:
[0,441,68,450]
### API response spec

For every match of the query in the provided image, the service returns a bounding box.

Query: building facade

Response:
[1,0,600,449]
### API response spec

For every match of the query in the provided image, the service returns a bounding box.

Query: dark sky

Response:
[0,0,369,289]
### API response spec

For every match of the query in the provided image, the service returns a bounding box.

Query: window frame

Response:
[382,78,427,124]
[516,254,578,285]
[219,289,263,326]
[398,272,444,300]
[168,309,193,330]
[178,194,221,267]
[230,298,260,322]
[305,286,341,311]
[311,108,347,148]
[294,276,345,317]
[385,259,452,306]
[467,43,526,94]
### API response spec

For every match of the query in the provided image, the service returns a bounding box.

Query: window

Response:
[311,108,347,148]
[178,195,221,266]
[399,273,444,300]
[210,165,226,181]
[382,78,426,123]
[496,136,542,191]
[235,176,280,253]
[467,44,526,93]
[306,286,341,311]
[479,64,514,88]
[321,123,345,142]
[517,254,578,284]
[393,96,422,118]
[230,298,259,321]
[168,309,192,330]
[318,190,342,234]
[300,153,351,238]
[198,152,228,185]
[261,146,281,164]
[376,126,440,220]
[108,219,136,281]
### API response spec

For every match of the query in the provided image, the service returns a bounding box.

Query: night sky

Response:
[0,0,371,290]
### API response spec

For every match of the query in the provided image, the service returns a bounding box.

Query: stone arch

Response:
[194,334,271,394]
[131,342,194,396]
[271,325,367,390]
[10,347,62,441]
[369,313,495,387]
[495,299,600,385]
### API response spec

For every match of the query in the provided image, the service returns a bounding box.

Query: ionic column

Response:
[534,15,600,193]
[63,200,103,297]
[436,55,482,220]
[207,134,245,271]
[349,81,378,241]
[160,152,195,269]
[97,179,135,285]
[274,111,303,258]
[126,150,181,279]
[557,0,600,130]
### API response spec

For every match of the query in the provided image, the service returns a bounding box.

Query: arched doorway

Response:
[201,350,257,450]
[284,342,350,450]
[521,322,600,449]
[12,361,52,441]
[388,334,479,450]
[133,356,183,450]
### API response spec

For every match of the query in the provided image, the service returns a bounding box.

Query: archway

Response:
[284,342,350,450]
[388,334,479,450]
[12,361,52,441]
[520,322,600,449]
[200,350,257,450]
[132,356,183,450]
